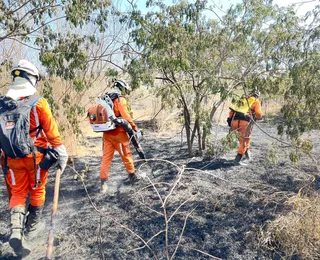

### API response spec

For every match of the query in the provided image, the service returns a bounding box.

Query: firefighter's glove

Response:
[227,117,232,127]
[135,129,143,141]
[39,148,59,170]
[53,145,68,173]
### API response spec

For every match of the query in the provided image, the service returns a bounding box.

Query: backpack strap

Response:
[108,92,120,101]
[108,92,123,109]
[23,95,42,189]
[30,105,42,138]
[21,95,41,107]
[108,93,123,118]
[25,95,43,138]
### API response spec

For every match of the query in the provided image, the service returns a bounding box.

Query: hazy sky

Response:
[130,0,318,16]
[273,0,318,15]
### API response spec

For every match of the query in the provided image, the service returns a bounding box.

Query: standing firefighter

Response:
[0,59,68,257]
[96,79,140,194]
[227,89,263,163]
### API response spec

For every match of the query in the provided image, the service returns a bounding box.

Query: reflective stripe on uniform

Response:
[119,143,123,156]
[36,167,41,184]
[9,169,16,185]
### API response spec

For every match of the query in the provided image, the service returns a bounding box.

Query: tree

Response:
[277,5,320,140]
[124,0,300,156]
[0,0,127,137]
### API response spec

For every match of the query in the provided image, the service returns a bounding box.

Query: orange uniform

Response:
[4,59,68,257]
[3,97,63,209]
[229,97,262,156]
[100,95,137,180]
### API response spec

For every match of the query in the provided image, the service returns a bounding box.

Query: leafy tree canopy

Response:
[123,0,313,155]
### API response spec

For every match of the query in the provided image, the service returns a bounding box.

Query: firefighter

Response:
[227,89,263,163]
[99,79,139,194]
[1,59,68,256]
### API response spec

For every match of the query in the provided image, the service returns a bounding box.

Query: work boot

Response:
[128,173,139,183]
[244,150,251,160]
[234,153,243,164]
[24,205,45,240]
[100,179,108,194]
[9,206,30,257]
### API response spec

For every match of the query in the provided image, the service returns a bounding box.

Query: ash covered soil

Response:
[0,121,319,260]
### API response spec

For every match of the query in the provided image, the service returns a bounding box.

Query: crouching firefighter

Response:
[88,79,144,194]
[0,59,68,257]
[227,89,262,164]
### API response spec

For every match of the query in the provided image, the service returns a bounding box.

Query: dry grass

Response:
[260,190,320,259]
[0,70,285,157]
[262,98,283,120]
[36,77,113,156]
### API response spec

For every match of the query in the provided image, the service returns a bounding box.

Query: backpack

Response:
[87,93,117,132]
[0,95,41,158]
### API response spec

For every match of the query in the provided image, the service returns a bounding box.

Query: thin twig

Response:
[168,196,194,223]
[183,246,223,259]
[112,218,159,260]
[170,207,197,260]
[67,165,105,259]
[162,166,185,207]
[137,200,164,216]
[68,165,158,259]
[127,230,166,253]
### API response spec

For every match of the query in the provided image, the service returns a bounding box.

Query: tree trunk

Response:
[196,120,203,156]
[202,125,206,150]
[209,101,220,122]
[190,117,198,148]
[183,105,192,156]
[201,100,222,151]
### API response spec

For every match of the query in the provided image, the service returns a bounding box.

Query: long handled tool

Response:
[128,130,146,161]
[112,118,146,161]
[46,168,62,260]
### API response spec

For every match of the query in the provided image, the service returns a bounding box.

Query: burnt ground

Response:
[0,120,319,260]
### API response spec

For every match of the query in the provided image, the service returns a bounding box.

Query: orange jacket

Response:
[250,98,262,120]
[30,97,63,149]
[229,97,262,120]
[113,96,137,131]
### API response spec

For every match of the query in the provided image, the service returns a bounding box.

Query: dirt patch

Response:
[0,121,319,259]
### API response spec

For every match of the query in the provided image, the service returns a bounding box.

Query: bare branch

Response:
[170,207,197,260]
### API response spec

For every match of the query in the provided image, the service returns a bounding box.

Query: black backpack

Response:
[0,95,41,159]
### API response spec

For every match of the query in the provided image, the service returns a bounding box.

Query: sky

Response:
[130,0,319,17]
[270,0,318,15]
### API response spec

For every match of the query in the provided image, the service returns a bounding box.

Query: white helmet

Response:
[11,59,41,83]
[114,79,131,92]
[250,88,260,98]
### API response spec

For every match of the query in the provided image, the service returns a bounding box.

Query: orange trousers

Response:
[100,130,135,180]
[3,152,48,209]
[231,119,253,155]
